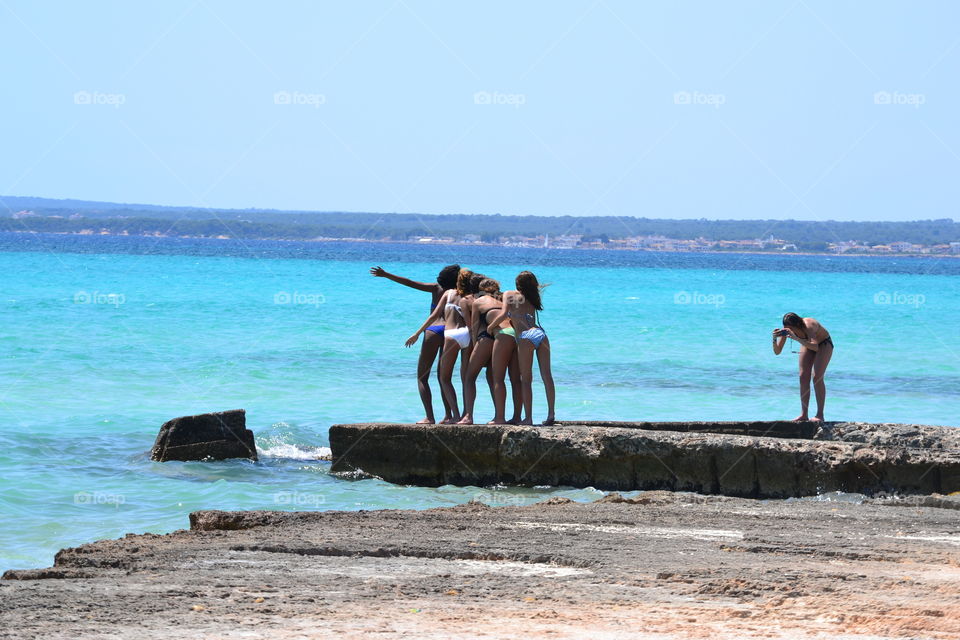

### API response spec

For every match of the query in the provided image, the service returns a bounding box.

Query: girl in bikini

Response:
[371,264,460,424]
[459,272,486,395]
[406,269,474,423]
[485,271,556,426]
[457,278,523,425]
[772,312,834,423]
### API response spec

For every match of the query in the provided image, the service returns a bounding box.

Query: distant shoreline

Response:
[2,229,958,259]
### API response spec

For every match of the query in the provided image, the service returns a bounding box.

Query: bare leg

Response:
[460,343,473,389]
[517,339,536,425]
[435,340,453,421]
[438,338,461,423]
[795,348,816,421]
[487,335,514,424]
[416,332,444,423]
[458,338,493,424]
[485,365,495,406]
[507,349,522,424]
[811,343,833,422]
[536,337,556,425]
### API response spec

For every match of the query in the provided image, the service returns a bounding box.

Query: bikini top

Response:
[506,309,537,326]
[445,302,464,318]
[480,308,497,325]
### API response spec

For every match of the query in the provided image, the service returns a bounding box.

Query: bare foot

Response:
[416,417,435,424]
[520,418,534,426]
[457,415,473,425]
[439,417,455,424]
[811,416,824,424]
[792,415,809,422]
[507,417,521,425]
[542,417,556,426]
[487,418,506,425]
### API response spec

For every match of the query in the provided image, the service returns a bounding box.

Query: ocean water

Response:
[1,232,958,571]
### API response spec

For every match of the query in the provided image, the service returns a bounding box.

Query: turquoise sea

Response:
[1,232,958,571]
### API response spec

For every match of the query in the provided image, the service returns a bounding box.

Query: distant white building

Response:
[758,234,779,248]
[551,234,581,249]
[833,241,860,253]
[637,235,668,248]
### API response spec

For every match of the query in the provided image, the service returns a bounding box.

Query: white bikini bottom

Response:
[445,326,471,349]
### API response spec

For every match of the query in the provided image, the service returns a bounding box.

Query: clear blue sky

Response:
[1,1,958,220]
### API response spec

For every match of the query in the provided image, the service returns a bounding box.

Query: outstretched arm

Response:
[370,266,436,293]
[405,292,447,347]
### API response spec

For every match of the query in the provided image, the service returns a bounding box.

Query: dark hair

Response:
[516,271,544,311]
[782,312,803,328]
[437,264,460,290]
[468,273,485,295]
[456,269,473,296]
[478,277,501,300]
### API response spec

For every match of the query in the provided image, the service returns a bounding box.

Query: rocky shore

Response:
[3,493,959,639]
[329,421,960,498]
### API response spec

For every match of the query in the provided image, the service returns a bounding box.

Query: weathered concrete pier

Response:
[329,421,960,498]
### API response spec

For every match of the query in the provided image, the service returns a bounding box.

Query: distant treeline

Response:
[1,196,958,245]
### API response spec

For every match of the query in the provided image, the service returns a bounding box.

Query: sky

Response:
[1,1,958,221]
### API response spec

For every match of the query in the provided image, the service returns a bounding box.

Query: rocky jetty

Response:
[329,421,960,498]
[150,409,257,462]
[3,494,959,638]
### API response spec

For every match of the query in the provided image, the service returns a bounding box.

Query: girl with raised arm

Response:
[772,312,834,423]
[371,264,459,424]
[406,269,474,423]
[457,278,523,425]
[486,271,556,426]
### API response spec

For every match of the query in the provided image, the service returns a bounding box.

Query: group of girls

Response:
[370,264,556,425]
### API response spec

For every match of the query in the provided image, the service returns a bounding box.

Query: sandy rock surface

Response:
[3,492,959,639]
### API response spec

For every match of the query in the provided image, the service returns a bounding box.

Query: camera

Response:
[775,329,790,337]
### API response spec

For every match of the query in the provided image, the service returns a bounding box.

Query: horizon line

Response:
[1,193,955,225]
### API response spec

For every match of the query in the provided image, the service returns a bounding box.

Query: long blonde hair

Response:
[456,269,473,296]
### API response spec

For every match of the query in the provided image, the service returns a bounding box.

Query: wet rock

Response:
[1,568,99,580]
[329,421,960,498]
[151,409,256,462]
